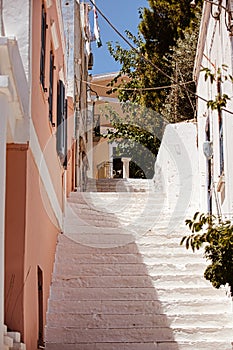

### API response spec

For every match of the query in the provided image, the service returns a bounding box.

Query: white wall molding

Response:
[0,93,8,348]
[51,21,59,50]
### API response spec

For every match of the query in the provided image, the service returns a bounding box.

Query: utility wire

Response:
[204,0,228,12]
[88,0,172,81]
[178,67,195,113]
[89,0,233,115]
[82,78,195,91]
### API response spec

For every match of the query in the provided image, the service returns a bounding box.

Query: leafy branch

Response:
[181,212,233,292]
[201,65,232,111]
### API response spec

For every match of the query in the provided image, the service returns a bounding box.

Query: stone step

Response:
[65,217,121,228]
[66,201,166,213]
[46,311,233,329]
[80,200,167,207]
[63,224,129,233]
[65,211,186,229]
[48,298,231,315]
[53,260,207,277]
[57,236,201,257]
[45,326,175,343]
[56,236,143,254]
[45,325,232,343]
[61,232,136,248]
[55,246,205,265]
[65,207,123,220]
[64,212,168,224]
[59,232,194,250]
[45,341,233,350]
[7,332,20,343]
[55,235,203,251]
[51,274,212,289]
[4,325,26,350]
[67,208,170,216]
[75,194,163,201]
[63,221,186,236]
[4,336,13,348]
[54,251,204,265]
[68,192,164,202]
[49,286,227,304]
[85,179,156,193]
[65,208,187,229]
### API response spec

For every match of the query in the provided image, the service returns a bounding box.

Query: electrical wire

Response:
[204,0,228,13]
[81,78,195,91]
[177,67,196,113]
[88,0,173,81]
[89,0,233,115]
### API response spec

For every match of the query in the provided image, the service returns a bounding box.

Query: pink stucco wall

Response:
[4,1,75,348]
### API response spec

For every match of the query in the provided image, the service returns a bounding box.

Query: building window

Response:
[40,4,47,88]
[57,80,67,167]
[219,115,224,174]
[217,76,224,174]
[48,50,54,123]
[205,116,212,214]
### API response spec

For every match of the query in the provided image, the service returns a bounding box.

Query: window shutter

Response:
[56,80,67,166]
[49,51,54,123]
[63,99,68,168]
[40,5,46,88]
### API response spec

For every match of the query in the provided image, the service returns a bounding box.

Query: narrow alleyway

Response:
[45,178,233,350]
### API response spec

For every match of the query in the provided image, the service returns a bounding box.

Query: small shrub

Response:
[181,212,233,292]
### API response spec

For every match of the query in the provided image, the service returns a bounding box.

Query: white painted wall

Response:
[0,36,30,348]
[2,0,30,79]
[0,92,7,349]
[153,122,199,218]
[61,0,75,96]
[195,0,233,218]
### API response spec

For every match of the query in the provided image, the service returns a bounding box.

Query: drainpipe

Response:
[0,92,8,348]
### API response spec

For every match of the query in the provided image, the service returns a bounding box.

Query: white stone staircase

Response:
[3,325,26,350]
[86,178,155,193]
[45,178,233,349]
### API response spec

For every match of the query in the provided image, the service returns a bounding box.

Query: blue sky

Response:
[90,0,148,75]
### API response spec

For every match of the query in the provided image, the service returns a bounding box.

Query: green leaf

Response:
[180,236,187,246]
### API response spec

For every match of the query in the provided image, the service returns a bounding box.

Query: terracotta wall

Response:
[31,0,65,209]
[5,144,28,335]
[4,0,71,348]
[24,149,59,349]
[5,146,60,348]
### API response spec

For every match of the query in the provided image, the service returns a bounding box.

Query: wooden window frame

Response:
[48,50,54,123]
[56,80,67,167]
[40,3,47,89]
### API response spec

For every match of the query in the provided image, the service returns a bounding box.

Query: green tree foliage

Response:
[107,0,202,113]
[102,0,202,177]
[202,65,232,112]
[100,102,161,178]
[163,25,200,122]
[181,212,233,292]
